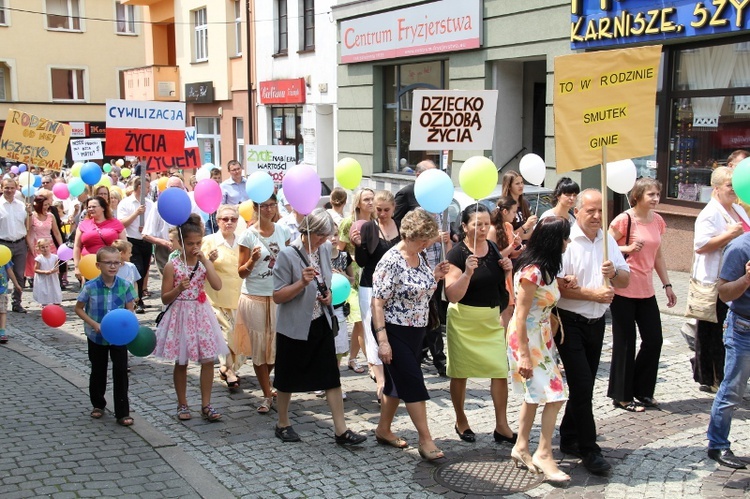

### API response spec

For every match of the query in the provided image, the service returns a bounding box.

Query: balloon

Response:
[196,167,211,181]
[606,159,637,194]
[0,245,10,266]
[121,168,131,179]
[194,179,222,214]
[81,162,102,186]
[100,309,139,346]
[246,171,275,203]
[41,304,66,328]
[415,169,454,213]
[199,210,209,222]
[116,159,125,167]
[127,325,157,357]
[335,158,363,190]
[33,175,42,188]
[519,154,547,186]
[238,200,255,222]
[79,254,100,280]
[157,187,192,226]
[68,177,86,197]
[70,162,83,177]
[17,172,33,186]
[52,183,69,200]
[459,156,498,200]
[110,186,124,199]
[734,157,750,204]
[203,162,216,171]
[95,176,111,188]
[10,166,18,174]
[331,273,352,306]
[18,164,26,173]
[282,165,321,215]
[157,176,169,192]
[102,163,112,173]
[56,245,73,262]
[349,219,366,240]
[21,185,36,197]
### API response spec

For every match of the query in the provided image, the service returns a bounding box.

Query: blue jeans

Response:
[707,311,750,450]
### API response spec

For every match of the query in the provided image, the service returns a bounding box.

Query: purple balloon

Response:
[282,165,321,215]
[10,166,18,174]
[57,245,73,262]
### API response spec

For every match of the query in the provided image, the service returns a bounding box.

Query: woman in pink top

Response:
[73,196,126,280]
[607,178,677,412]
[24,195,63,281]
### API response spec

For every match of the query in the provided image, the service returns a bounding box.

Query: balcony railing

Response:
[122,65,180,102]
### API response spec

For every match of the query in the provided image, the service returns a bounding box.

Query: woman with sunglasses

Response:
[202,205,243,391]
[236,194,290,413]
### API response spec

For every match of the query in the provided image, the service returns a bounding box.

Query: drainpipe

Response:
[245,0,256,145]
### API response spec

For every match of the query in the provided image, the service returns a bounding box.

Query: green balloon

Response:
[127,325,157,357]
[459,156,498,200]
[734,157,750,205]
[102,163,112,173]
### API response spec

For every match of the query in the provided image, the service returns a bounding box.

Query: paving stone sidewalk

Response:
[1,270,749,497]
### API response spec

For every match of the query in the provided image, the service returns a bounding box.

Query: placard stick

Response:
[138,160,147,229]
[601,146,609,287]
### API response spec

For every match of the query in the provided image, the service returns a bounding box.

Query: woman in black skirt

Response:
[371,209,450,461]
[272,208,367,446]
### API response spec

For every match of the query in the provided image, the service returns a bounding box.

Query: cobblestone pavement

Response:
[2,270,750,497]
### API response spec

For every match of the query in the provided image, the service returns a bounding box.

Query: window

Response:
[271,107,302,162]
[194,8,208,62]
[0,65,8,101]
[235,118,245,166]
[116,1,136,34]
[234,0,242,56]
[195,117,221,166]
[301,0,314,51]
[276,0,288,55]
[0,0,8,26]
[46,0,81,31]
[51,68,85,101]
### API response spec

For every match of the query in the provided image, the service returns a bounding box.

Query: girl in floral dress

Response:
[507,217,572,484]
[155,215,228,422]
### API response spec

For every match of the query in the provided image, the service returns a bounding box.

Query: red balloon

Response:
[41,304,66,328]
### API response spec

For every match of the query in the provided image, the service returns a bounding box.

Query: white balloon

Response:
[519,154,546,186]
[195,167,211,181]
[607,159,637,194]
[17,171,33,187]
[115,159,125,167]
[203,162,217,171]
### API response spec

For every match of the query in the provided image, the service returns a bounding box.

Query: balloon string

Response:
[473,200,479,250]
[535,193,540,217]
[440,211,446,262]
[306,215,312,255]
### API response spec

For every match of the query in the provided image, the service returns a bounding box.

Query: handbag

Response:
[155,261,200,326]
[623,213,632,261]
[292,246,340,336]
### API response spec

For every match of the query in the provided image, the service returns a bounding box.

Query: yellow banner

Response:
[0,109,71,171]
[553,45,661,173]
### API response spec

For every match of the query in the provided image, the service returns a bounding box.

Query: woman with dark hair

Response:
[73,196,126,281]
[508,216,571,484]
[489,196,522,330]
[24,195,63,285]
[502,171,537,242]
[540,177,579,224]
[444,204,516,445]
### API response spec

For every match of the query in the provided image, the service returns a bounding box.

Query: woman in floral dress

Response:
[507,216,572,484]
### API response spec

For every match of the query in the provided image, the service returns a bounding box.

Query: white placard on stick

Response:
[70,138,103,161]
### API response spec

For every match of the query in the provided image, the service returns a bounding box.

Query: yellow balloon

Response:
[157,176,169,192]
[239,200,255,222]
[335,157,363,190]
[79,254,101,280]
[71,162,83,177]
[121,168,131,178]
[459,156,498,200]
[0,244,10,266]
[110,186,124,198]
[96,176,112,188]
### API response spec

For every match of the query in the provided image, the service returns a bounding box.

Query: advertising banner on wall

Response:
[554,45,662,173]
[0,109,71,170]
[105,99,185,157]
[70,138,103,161]
[409,90,498,151]
[145,127,200,171]
[246,145,296,183]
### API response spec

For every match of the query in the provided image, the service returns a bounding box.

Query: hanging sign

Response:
[105,99,185,157]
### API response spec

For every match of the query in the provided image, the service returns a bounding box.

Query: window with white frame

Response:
[276,0,288,55]
[46,0,81,31]
[116,1,136,34]
[301,0,314,51]
[0,0,8,26]
[0,65,8,101]
[235,118,245,165]
[51,68,85,101]
[234,0,242,56]
[194,8,208,62]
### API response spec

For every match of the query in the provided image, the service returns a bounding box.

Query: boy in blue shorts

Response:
[0,260,22,343]
[75,246,137,426]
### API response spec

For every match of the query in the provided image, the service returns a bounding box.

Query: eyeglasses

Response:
[218,217,238,223]
[98,261,121,267]
[259,203,278,210]
[229,168,243,173]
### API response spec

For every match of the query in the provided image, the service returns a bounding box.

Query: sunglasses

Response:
[219,217,238,222]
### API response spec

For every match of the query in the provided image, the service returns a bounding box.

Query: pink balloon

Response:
[282,165,321,215]
[193,179,222,214]
[57,245,73,261]
[52,182,69,200]
[349,219,366,241]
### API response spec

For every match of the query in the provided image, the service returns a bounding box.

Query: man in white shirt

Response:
[555,189,630,475]
[0,178,30,313]
[142,177,189,274]
[118,177,154,314]
[220,160,248,205]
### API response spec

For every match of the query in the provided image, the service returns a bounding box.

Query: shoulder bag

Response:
[292,246,340,337]
[155,261,200,326]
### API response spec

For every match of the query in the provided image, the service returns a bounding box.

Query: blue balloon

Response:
[414,169,455,213]
[33,174,42,188]
[100,309,139,346]
[246,171,275,203]
[331,273,351,306]
[80,162,102,186]
[157,187,192,226]
[18,164,26,173]
[21,185,36,197]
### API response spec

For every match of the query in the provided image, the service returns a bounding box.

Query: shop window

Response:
[234,0,242,56]
[382,61,447,174]
[275,0,288,55]
[47,0,81,31]
[116,2,136,35]
[272,106,302,162]
[300,0,314,51]
[194,7,208,62]
[51,68,85,101]
[196,117,221,166]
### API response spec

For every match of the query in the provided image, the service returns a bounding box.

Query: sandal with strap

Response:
[201,404,222,422]
[257,397,273,414]
[613,400,645,413]
[90,408,104,419]
[117,416,134,427]
[176,404,191,421]
[348,359,365,374]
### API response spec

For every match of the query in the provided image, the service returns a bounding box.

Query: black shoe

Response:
[635,396,659,408]
[493,430,518,444]
[455,425,476,442]
[135,304,145,314]
[559,441,583,458]
[335,429,367,446]
[582,452,612,475]
[708,448,747,469]
[11,305,26,314]
[437,368,448,378]
[275,425,301,442]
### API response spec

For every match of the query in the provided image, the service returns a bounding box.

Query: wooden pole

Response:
[601,145,609,286]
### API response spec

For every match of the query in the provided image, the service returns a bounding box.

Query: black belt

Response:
[556,308,604,325]
[0,237,24,244]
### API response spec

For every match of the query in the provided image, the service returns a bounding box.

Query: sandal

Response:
[257,397,273,414]
[218,367,228,381]
[90,408,104,419]
[613,400,645,412]
[348,359,365,373]
[635,396,659,408]
[142,290,152,298]
[201,404,222,422]
[176,404,191,421]
[117,416,134,426]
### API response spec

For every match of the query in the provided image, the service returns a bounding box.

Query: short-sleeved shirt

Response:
[116,261,142,289]
[78,218,125,256]
[610,211,666,299]
[720,232,750,317]
[372,246,437,327]
[220,178,248,205]
[76,276,136,344]
[117,195,154,240]
[446,241,507,308]
[238,224,290,296]
[0,261,13,293]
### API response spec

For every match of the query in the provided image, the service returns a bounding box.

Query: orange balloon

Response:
[79,254,101,280]
[157,176,169,192]
[238,200,255,222]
